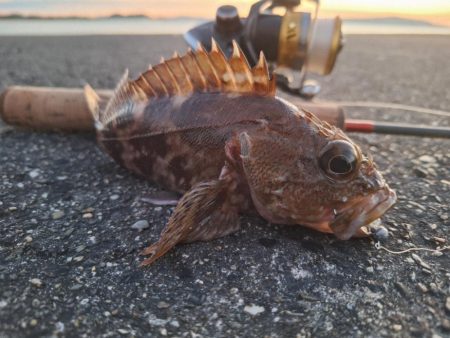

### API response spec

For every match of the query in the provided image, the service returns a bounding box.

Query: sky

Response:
[0,0,449,25]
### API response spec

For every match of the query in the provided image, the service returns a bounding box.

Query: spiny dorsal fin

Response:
[97,40,275,129]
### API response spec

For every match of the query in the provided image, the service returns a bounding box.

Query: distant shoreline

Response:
[0,14,206,21]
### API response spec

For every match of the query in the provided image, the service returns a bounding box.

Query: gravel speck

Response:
[29,278,42,288]
[51,210,65,220]
[28,169,40,178]
[392,324,402,332]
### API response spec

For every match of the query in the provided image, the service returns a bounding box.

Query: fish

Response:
[89,40,397,266]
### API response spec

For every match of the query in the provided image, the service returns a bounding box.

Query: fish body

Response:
[99,92,296,194]
[92,41,396,266]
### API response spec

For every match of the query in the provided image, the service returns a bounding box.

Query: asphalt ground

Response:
[0,35,449,338]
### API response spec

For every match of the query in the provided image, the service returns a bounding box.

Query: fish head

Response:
[238,111,397,240]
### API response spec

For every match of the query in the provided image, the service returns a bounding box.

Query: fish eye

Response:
[319,140,359,180]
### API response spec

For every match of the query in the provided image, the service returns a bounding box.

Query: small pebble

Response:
[76,245,86,253]
[52,210,65,220]
[372,226,389,241]
[429,223,438,230]
[69,284,83,291]
[244,304,265,316]
[28,169,40,178]
[110,194,119,200]
[418,155,436,163]
[441,318,450,331]
[413,167,427,178]
[25,236,33,243]
[131,220,149,230]
[446,297,450,313]
[55,322,65,333]
[411,253,431,270]
[433,237,446,244]
[83,213,93,219]
[417,283,428,293]
[170,320,180,328]
[392,324,402,332]
[157,301,170,309]
[30,278,42,288]
[394,282,408,296]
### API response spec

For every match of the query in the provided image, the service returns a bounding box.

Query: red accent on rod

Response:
[344,119,375,133]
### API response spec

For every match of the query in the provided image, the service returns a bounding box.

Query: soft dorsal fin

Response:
[95,40,275,129]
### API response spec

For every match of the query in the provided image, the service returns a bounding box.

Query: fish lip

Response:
[330,186,397,240]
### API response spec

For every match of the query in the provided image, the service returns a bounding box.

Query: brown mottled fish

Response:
[90,40,396,266]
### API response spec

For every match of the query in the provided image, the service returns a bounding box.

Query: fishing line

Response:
[374,241,450,255]
[332,101,450,118]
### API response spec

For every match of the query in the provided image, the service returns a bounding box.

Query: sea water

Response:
[0,17,449,36]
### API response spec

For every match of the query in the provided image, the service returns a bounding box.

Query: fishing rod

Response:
[1,86,449,138]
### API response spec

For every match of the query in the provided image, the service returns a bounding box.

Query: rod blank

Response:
[345,119,450,138]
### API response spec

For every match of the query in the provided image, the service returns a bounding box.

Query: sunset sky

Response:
[1,0,449,25]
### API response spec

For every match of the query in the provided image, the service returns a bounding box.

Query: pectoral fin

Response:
[140,178,241,266]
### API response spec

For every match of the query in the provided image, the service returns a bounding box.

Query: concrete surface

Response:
[0,35,449,338]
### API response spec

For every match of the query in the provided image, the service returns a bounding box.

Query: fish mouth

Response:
[330,186,397,240]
